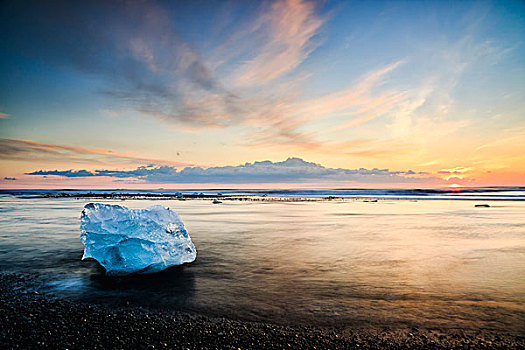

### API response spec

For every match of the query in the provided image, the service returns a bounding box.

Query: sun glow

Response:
[444,183,465,193]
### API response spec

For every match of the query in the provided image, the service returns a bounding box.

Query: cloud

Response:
[0,138,191,167]
[436,166,474,180]
[26,157,438,184]
[239,60,409,151]
[1,0,332,147]
[26,170,95,178]
[131,0,328,134]
[2,0,232,126]
[0,0,440,160]
[233,0,324,86]
[0,112,10,119]
[1,0,505,161]
[438,166,473,174]
[3,177,16,181]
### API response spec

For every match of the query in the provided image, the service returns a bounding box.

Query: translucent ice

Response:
[80,203,196,276]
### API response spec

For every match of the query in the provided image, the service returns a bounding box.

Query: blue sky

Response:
[1,0,524,188]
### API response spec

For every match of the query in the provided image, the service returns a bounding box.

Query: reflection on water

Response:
[0,195,524,332]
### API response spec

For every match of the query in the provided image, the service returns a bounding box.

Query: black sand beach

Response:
[1,274,523,350]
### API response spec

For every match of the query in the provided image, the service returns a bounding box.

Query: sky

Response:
[1,0,524,189]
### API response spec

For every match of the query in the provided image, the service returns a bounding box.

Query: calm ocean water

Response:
[0,192,524,333]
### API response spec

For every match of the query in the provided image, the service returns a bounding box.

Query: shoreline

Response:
[2,193,524,202]
[2,187,525,202]
[1,273,523,349]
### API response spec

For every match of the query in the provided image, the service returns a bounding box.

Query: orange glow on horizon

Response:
[445,184,464,188]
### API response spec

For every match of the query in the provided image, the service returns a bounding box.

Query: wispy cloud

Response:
[0,138,192,167]
[4,0,392,152]
[2,0,519,171]
[0,112,10,119]
[475,127,525,153]
[239,60,409,151]
[233,0,324,86]
[26,157,436,184]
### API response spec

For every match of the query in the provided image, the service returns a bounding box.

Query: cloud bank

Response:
[26,157,435,184]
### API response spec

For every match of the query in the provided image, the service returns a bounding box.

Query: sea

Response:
[0,187,524,333]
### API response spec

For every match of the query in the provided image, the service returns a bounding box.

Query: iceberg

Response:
[80,203,196,276]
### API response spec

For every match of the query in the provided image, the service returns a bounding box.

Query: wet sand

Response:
[1,274,523,349]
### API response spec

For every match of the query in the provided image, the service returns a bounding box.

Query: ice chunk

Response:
[80,203,196,276]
